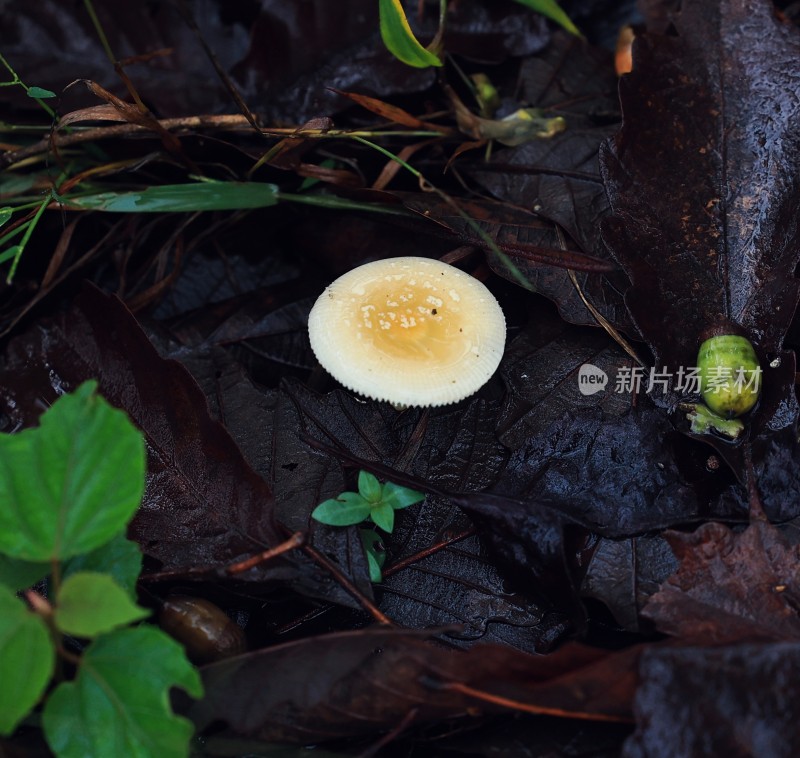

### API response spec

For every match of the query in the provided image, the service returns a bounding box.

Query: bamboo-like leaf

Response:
[510,0,580,36]
[378,0,442,68]
[63,182,279,213]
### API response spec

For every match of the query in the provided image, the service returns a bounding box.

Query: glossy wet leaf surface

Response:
[190,627,640,743]
[600,0,800,486]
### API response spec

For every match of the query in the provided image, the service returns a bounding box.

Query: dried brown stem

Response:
[301,543,393,626]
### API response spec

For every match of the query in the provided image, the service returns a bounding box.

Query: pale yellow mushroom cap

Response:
[307,256,506,407]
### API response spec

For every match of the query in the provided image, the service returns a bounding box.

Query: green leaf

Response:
[0,381,146,561]
[0,207,11,228]
[359,529,386,583]
[0,173,39,198]
[381,481,426,511]
[369,502,395,533]
[364,549,384,583]
[54,572,149,637]
[379,0,442,68]
[27,86,56,99]
[0,554,49,591]
[311,492,371,526]
[43,626,203,758]
[63,533,142,598]
[0,587,55,735]
[64,182,279,213]
[510,0,581,36]
[358,470,382,503]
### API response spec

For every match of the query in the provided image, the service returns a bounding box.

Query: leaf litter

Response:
[3,0,800,755]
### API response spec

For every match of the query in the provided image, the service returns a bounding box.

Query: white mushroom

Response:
[307,256,506,407]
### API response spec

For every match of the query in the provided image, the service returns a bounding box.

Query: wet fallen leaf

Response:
[0,287,295,582]
[467,32,629,330]
[643,518,800,644]
[189,627,641,744]
[599,0,800,485]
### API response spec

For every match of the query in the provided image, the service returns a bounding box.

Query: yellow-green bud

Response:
[697,335,761,418]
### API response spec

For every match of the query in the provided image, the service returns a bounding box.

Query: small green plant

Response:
[0,51,57,114]
[312,471,425,581]
[0,381,202,757]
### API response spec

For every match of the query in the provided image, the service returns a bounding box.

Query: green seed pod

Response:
[697,335,761,418]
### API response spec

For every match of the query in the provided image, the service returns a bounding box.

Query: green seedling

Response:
[312,472,425,580]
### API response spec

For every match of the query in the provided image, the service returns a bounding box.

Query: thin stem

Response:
[140,531,305,581]
[0,52,56,118]
[24,589,53,618]
[225,531,305,575]
[382,528,476,578]
[350,134,532,289]
[302,543,393,626]
[50,557,62,597]
[82,0,116,66]
[436,681,633,723]
[5,192,50,282]
[351,134,422,177]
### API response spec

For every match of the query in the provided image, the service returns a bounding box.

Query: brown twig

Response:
[0,114,255,168]
[225,532,306,575]
[140,531,305,582]
[382,528,476,578]
[436,681,633,723]
[273,528,477,636]
[744,442,766,521]
[301,543,394,626]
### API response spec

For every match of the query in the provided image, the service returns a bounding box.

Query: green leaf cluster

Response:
[0,382,203,756]
[312,471,424,581]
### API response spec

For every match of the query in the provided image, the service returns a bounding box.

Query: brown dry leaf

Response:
[643,518,800,643]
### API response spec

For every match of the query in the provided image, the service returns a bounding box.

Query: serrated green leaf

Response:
[43,626,203,758]
[370,502,395,533]
[64,182,279,213]
[379,0,442,68]
[0,554,49,591]
[54,572,149,637]
[510,0,581,36]
[63,533,142,598]
[0,208,11,228]
[311,492,371,526]
[0,381,146,561]
[27,86,56,99]
[0,587,55,735]
[358,471,382,503]
[381,481,426,510]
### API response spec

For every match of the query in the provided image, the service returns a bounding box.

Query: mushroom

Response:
[307,256,506,407]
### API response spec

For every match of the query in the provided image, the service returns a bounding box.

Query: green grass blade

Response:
[64,182,280,213]
[510,0,581,36]
[379,0,443,68]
